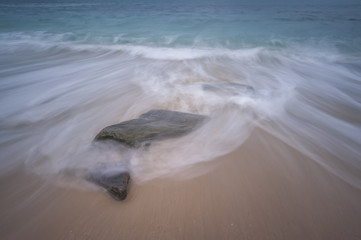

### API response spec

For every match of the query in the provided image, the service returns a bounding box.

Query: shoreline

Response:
[1,128,361,240]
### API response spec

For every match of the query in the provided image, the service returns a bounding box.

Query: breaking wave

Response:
[0,35,361,189]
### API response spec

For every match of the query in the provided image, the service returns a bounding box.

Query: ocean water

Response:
[1,0,361,188]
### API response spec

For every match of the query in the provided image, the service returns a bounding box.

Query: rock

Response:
[87,170,130,201]
[91,109,207,201]
[202,82,255,96]
[94,109,208,148]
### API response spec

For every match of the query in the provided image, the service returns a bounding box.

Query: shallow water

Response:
[1,0,361,194]
[1,40,361,188]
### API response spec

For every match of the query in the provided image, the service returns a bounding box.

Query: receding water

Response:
[1,0,361,189]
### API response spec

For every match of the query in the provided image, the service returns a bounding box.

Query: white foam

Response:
[1,37,361,190]
[0,32,264,61]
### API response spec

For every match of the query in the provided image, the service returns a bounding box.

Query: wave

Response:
[0,34,361,189]
[2,31,358,60]
[0,32,266,60]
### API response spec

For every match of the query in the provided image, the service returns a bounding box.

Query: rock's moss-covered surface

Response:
[94,109,208,148]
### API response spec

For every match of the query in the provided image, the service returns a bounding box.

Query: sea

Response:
[1,0,361,188]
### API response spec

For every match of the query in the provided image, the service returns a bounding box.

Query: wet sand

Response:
[1,128,361,240]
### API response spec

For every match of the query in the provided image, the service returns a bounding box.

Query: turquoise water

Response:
[1,1,361,187]
[1,1,361,48]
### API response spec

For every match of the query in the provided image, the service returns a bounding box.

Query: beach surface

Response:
[1,128,361,240]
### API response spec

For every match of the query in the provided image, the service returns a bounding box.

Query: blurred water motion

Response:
[1,1,361,239]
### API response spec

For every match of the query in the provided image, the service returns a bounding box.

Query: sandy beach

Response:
[1,128,361,240]
[1,2,361,239]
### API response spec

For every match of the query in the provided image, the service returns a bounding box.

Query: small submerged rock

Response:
[202,82,255,96]
[94,109,208,148]
[87,170,130,201]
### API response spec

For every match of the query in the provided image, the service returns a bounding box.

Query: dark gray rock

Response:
[87,170,130,201]
[94,109,208,148]
[202,82,255,96]
[91,109,207,201]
